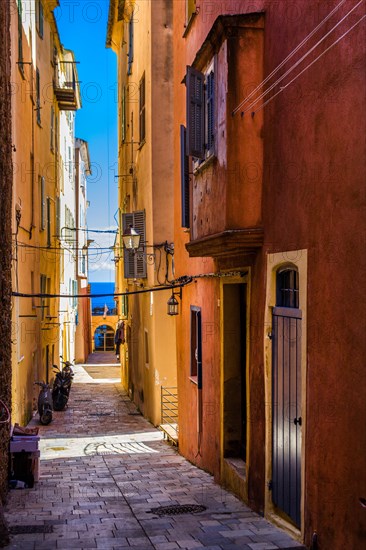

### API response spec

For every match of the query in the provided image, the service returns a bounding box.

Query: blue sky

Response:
[55,0,117,282]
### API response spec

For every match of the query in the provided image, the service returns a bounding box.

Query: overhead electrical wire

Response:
[232,0,364,116]
[251,14,366,116]
[238,0,365,116]
[12,271,247,300]
[232,0,349,115]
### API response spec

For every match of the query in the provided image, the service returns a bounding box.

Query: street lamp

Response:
[167,288,182,316]
[122,225,141,252]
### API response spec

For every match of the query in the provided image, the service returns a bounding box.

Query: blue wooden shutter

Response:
[180,125,190,228]
[186,66,205,159]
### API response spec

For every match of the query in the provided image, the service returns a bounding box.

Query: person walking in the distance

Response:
[114,320,125,361]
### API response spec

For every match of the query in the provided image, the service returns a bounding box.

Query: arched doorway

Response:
[94,325,115,352]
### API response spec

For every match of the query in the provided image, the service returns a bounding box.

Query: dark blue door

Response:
[272,305,302,527]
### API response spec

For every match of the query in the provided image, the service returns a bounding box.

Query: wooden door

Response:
[272,306,302,527]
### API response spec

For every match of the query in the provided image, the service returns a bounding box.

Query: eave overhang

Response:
[185,228,264,258]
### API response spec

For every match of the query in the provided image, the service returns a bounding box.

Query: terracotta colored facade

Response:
[173,1,365,548]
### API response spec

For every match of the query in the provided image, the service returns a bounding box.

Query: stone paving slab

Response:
[4,361,305,550]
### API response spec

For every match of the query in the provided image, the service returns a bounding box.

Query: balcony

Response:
[54,62,79,111]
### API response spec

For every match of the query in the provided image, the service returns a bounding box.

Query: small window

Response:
[36,68,41,125]
[50,106,54,152]
[190,307,202,387]
[40,274,47,320]
[139,73,146,145]
[144,329,149,366]
[276,268,299,308]
[127,14,134,75]
[40,176,45,230]
[36,0,44,39]
[121,85,126,143]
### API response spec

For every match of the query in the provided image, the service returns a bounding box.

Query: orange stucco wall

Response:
[173,1,366,548]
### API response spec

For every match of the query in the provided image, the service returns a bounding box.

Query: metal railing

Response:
[160,387,178,444]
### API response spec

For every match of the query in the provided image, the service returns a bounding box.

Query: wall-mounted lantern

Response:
[167,287,182,316]
[122,225,141,252]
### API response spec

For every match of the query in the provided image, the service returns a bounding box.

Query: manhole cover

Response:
[10,525,54,534]
[147,504,206,516]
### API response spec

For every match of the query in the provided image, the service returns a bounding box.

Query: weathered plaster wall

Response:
[0,0,13,507]
[174,1,366,548]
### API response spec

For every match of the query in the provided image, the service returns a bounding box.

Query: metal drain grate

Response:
[148,504,207,516]
[10,525,54,534]
[89,412,112,416]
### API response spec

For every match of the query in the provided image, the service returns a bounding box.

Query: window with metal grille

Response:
[139,73,146,145]
[276,268,299,308]
[122,210,147,279]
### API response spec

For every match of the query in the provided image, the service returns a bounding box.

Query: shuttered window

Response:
[186,66,205,159]
[17,0,24,76]
[50,106,54,152]
[36,68,41,124]
[36,0,44,39]
[122,210,147,279]
[46,197,51,247]
[55,196,60,238]
[180,125,190,228]
[121,85,126,143]
[139,73,146,144]
[127,14,134,75]
[206,71,215,156]
[186,64,215,161]
[40,176,45,230]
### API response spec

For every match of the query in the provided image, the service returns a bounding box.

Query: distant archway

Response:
[93,325,115,352]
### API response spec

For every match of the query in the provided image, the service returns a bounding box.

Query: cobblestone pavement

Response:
[4,358,304,550]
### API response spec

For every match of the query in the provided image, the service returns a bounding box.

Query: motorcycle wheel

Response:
[53,393,68,411]
[40,406,52,425]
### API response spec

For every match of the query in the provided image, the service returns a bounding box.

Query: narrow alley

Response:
[4,355,303,550]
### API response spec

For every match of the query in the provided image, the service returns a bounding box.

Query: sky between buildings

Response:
[55,0,118,283]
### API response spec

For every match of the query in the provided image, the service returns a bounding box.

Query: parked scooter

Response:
[52,357,74,411]
[34,381,53,425]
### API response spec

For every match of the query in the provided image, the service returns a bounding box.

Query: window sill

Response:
[193,153,215,175]
[183,13,197,38]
